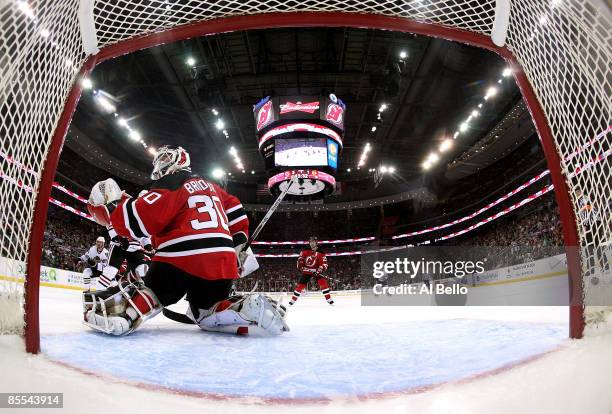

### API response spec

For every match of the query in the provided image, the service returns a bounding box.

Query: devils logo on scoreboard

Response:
[256,100,274,131]
[325,103,344,126]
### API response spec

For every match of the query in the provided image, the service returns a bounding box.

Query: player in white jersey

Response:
[78,237,109,290]
[100,225,153,289]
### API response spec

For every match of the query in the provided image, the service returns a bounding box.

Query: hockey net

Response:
[0,1,610,350]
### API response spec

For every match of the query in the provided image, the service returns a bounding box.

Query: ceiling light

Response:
[347,168,351,172]
[459,122,469,132]
[186,57,196,66]
[388,166,396,174]
[427,153,439,163]
[251,170,255,175]
[485,86,498,100]
[439,139,453,152]
[117,118,128,127]
[18,1,35,20]
[95,94,116,113]
[478,103,483,108]
[212,168,225,179]
[502,67,512,77]
[371,126,377,132]
[81,78,93,90]
[471,110,479,117]
[380,166,388,173]
[453,132,459,139]
[212,108,218,116]
[215,119,225,130]
[379,104,388,112]
[399,51,407,59]
[229,146,237,156]
[40,29,50,38]
[129,130,141,141]
[148,147,156,155]
[422,161,432,171]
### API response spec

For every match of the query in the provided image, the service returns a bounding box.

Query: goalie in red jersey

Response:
[289,236,334,306]
[84,145,288,336]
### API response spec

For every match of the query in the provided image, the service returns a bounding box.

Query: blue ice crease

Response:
[42,320,566,399]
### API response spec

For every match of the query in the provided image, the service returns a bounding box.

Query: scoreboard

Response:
[254,94,345,200]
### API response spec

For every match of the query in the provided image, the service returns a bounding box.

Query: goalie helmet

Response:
[151,145,191,180]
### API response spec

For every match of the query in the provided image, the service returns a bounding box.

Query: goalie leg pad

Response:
[190,293,289,336]
[82,282,161,335]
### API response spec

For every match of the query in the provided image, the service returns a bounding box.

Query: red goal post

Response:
[0,1,609,353]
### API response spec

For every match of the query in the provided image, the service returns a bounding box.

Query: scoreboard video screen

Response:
[274,138,327,167]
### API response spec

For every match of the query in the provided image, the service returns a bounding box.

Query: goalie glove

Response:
[235,243,249,268]
[87,178,124,227]
[234,244,259,278]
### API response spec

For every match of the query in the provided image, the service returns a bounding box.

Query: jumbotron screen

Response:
[274,138,327,167]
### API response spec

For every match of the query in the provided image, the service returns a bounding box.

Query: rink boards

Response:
[0,254,573,295]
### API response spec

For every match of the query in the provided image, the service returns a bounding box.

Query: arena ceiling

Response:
[66,27,528,202]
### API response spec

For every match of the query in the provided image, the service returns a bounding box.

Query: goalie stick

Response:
[162,282,259,325]
[241,174,298,252]
[163,176,297,325]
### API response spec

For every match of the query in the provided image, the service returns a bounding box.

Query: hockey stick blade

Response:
[162,307,195,324]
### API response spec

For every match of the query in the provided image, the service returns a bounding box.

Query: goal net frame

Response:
[0,1,609,353]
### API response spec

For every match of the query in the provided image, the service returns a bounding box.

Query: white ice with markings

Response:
[1,286,611,413]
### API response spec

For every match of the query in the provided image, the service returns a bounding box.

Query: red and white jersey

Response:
[109,171,249,280]
[297,249,328,275]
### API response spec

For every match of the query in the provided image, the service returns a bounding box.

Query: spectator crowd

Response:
[38,195,564,291]
[41,205,100,271]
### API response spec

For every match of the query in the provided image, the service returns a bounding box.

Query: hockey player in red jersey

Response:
[289,236,334,306]
[85,145,288,336]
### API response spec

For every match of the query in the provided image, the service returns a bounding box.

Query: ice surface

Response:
[42,320,566,399]
[1,287,611,413]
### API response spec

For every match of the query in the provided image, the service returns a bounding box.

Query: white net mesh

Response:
[0,0,609,339]
[0,0,85,335]
[504,0,612,329]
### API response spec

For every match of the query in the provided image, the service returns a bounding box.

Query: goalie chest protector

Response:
[110,171,249,280]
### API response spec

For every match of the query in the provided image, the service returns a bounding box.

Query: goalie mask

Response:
[151,146,191,180]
